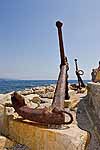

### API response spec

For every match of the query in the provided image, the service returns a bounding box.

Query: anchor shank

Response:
[52,21,69,110]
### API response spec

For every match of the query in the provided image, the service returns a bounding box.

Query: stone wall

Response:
[87,82,100,119]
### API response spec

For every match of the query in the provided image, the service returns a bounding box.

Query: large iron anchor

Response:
[11,21,73,125]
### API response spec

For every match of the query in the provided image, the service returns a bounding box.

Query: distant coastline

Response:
[0,79,90,94]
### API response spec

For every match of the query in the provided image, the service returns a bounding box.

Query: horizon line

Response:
[0,78,91,81]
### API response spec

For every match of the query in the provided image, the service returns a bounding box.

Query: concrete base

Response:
[1,115,90,150]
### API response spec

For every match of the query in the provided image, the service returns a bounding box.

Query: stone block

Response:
[1,115,90,150]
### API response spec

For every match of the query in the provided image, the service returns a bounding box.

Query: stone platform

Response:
[1,114,90,150]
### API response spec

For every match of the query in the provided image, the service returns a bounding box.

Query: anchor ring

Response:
[60,110,73,124]
[78,70,84,75]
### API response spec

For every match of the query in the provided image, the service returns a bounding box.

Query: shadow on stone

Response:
[76,96,90,132]
[76,96,91,149]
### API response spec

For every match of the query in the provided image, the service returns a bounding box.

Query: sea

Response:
[0,79,90,94]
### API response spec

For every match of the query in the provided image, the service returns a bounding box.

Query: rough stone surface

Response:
[20,89,34,95]
[32,85,55,98]
[24,94,41,103]
[40,92,54,99]
[0,104,4,113]
[24,94,41,108]
[0,93,12,105]
[0,135,16,150]
[64,90,80,109]
[33,88,46,95]
[45,86,55,93]
[64,100,71,108]
[76,96,100,150]
[87,82,100,119]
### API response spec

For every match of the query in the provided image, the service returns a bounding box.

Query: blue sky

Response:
[0,0,100,80]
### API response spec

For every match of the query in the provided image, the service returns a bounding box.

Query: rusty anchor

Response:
[11,21,73,125]
[74,59,85,89]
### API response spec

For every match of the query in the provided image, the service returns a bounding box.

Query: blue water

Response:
[0,79,90,94]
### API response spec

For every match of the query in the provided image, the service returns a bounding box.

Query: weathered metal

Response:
[74,59,85,88]
[11,92,73,125]
[11,21,73,126]
[52,21,70,111]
